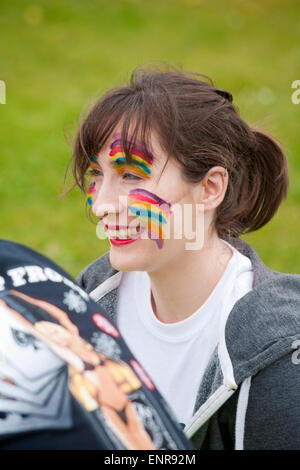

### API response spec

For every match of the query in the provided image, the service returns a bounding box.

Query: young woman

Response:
[68,66,300,450]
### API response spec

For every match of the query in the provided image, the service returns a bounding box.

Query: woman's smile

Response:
[104,223,146,244]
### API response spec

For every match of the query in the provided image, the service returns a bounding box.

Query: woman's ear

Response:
[195,166,228,211]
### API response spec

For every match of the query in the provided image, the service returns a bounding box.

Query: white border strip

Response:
[235,376,252,450]
[218,327,237,389]
[184,384,236,439]
[89,271,123,302]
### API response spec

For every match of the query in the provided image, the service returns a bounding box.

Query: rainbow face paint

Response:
[109,133,153,179]
[87,181,96,206]
[87,155,101,206]
[90,155,101,170]
[128,188,172,249]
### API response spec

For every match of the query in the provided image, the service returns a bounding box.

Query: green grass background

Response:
[0,0,299,278]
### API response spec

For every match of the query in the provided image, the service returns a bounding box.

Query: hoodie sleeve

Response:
[243,350,300,450]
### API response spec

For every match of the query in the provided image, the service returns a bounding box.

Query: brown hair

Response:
[66,65,289,240]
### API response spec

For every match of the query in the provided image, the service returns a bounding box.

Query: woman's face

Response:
[89,125,203,272]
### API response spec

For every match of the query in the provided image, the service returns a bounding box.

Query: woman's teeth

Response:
[106,225,142,239]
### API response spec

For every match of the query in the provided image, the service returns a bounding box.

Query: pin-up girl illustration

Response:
[0,290,154,450]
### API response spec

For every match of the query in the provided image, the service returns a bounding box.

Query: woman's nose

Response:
[91,178,127,220]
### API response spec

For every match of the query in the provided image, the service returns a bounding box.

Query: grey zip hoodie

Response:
[76,237,300,450]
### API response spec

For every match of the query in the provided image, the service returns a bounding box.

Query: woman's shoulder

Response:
[230,237,300,286]
[229,266,300,334]
[76,251,118,294]
[224,266,300,378]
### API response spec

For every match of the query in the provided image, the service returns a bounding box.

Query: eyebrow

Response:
[89,132,157,172]
[89,155,101,167]
[110,132,154,163]
[89,157,127,170]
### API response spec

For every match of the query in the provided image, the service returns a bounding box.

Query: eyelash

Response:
[122,173,143,181]
[88,169,102,177]
[87,169,143,181]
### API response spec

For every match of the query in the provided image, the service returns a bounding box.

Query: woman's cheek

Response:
[128,188,172,249]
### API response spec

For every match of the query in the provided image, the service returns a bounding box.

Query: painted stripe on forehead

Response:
[90,155,100,164]
[110,145,153,165]
[111,133,154,163]
[89,155,101,170]
[109,134,153,180]
[90,162,101,170]
[111,153,151,168]
[111,157,151,176]
[114,167,150,179]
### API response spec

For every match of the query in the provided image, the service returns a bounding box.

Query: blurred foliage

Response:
[0,0,299,277]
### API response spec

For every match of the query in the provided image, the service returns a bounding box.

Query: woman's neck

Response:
[148,236,233,324]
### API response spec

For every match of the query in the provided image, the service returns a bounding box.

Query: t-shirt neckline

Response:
[134,240,238,343]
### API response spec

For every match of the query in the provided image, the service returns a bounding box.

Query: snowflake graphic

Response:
[91,332,121,360]
[63,290,87,314]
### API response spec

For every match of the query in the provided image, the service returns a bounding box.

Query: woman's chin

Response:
[108,239,157,272]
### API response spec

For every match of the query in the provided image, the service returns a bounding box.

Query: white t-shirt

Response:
[116,239,253,425]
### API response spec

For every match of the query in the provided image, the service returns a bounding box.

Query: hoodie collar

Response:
[91,238,300,383]
[90,237,273,309]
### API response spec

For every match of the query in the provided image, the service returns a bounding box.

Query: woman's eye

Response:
[122,173,142,181]
[88,169,103,177]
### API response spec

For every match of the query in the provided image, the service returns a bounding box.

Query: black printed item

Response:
[0,239,193,450]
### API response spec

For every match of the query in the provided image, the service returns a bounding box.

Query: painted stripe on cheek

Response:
[128,188,172,249]
[87,181,96,206]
